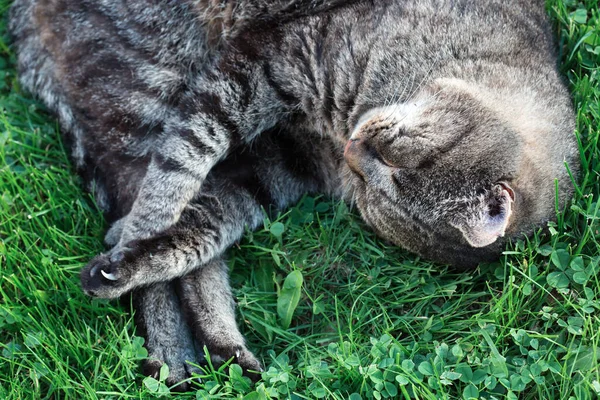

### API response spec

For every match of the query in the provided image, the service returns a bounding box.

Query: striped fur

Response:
[10,0,578,387]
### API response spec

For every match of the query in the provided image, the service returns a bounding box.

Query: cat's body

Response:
[10,0,578,388]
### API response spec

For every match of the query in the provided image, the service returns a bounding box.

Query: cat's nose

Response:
[344,135,398,181]
[344,136,374,179]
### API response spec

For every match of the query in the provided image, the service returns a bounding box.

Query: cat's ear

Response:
[451,183,515,248]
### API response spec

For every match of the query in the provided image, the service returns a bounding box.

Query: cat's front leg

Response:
[81,185,264,298]
[119,128,226,245]
[82,147,214,293]
[81,70,285,292]
[104,217,124,247]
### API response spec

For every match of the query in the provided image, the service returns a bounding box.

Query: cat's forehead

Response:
[353,97,459,138]
[350,102,427,138]
[351,88,482,142]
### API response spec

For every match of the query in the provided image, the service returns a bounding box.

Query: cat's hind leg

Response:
[85,126,339,382]
[132,259,261,387]
[131,282,202,391]
[178,258,262,377]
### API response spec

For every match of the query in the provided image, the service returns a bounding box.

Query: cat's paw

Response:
[80,247,134,298]
[210,346,263,382]
[234,347,263,381]
[143,358,201,392]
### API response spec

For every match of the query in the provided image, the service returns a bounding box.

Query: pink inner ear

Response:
[452,187,514,248]
[498,181,515,202]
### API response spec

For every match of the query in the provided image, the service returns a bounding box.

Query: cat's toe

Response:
[210,346,262,381]
[143,359,163,380]
[234,348,263,381]
[80,251,130,298]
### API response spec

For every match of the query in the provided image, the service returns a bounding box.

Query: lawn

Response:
[0,0,599,399]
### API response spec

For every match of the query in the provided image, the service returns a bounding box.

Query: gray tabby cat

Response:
[10,0,578,389]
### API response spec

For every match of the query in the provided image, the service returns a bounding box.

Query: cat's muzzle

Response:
[344,136,390,181]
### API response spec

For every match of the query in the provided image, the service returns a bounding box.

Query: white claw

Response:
[235,350,241,358]
[101,269,118,281]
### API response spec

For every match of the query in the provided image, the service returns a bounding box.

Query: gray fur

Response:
[10,0,578,388]
[178,258,262,374]
[132,282,200,391]
[82,124,340,298]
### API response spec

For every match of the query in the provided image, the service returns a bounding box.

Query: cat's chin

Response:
[405,238,505,270]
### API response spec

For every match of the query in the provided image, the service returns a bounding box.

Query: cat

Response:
[10,0,578,389]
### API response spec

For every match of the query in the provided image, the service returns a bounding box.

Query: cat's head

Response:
[344,78,577,267]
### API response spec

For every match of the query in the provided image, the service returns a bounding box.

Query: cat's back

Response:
[8,0,211,211]
[10,0,210,102]
[11,0,210,63]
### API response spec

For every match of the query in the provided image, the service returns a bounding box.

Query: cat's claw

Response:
[101,269,119,281]
[89,263,119,281]
[80,249,132,298]
[232,347,263,381]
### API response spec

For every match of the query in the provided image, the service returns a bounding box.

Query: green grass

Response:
[0,0,599,398]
